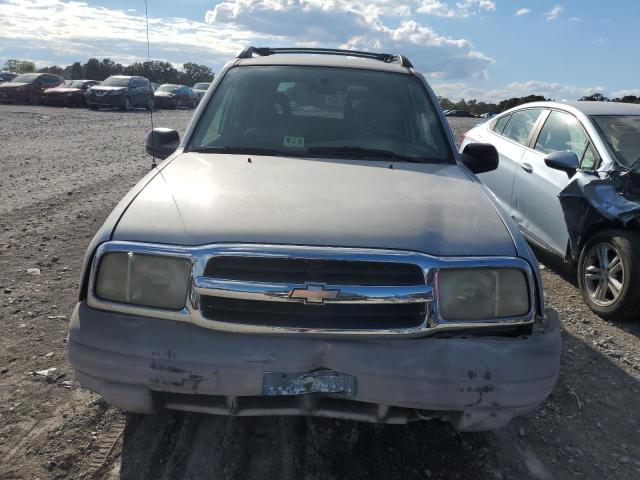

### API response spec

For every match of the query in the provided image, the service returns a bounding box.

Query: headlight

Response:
[437,268,530,320]
[95,252,191,310]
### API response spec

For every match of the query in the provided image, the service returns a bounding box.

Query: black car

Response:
[445,110,476,118]
[192,82,211,103]
[154,84,197,109]
[85,75,153,111]
[0,71,17,83]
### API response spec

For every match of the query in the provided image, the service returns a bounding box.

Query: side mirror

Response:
[544,150,578,174]
[461,143,499,174]
[146,128,180,160]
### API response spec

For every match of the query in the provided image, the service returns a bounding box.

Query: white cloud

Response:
[611,89,640,98]
[544,5,564,22]
[416,0,495,17]
[206,0,495,79]
[433,80,606,102]
[0,0,496,80]
[568,16,581,22]
[515,8,531,16]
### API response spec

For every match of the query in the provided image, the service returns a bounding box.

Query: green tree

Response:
[178,62,214,86]
[70,62,83,79]
[578,93,609,102]
[3,59,36,73]
[37,65,65,77]
[124,60,179,84]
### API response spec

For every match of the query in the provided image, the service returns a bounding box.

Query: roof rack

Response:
[237,47,414,69]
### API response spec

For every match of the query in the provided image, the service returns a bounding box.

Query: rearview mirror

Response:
[544,150,578,174]
[461,143,499,174]
[146,128,180,160]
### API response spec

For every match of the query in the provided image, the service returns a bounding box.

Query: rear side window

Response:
[502,109,543,145]
[492,114,510,134]
[535,111,589,157]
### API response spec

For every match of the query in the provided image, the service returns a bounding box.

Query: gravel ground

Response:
[0,107,639,480]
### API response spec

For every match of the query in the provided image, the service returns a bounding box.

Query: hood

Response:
[90,85,126,92]
[45,87,81,94]
[113,154,516,257]
[154,91,176,97]
[0,82,29,89]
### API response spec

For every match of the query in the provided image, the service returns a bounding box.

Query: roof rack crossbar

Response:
[237,47,414,69]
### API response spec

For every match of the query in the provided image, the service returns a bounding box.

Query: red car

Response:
[43,79,101,107]
[0,73,64,105]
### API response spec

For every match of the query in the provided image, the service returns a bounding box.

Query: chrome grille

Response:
[199,256,429,330]
[204,257,424,285]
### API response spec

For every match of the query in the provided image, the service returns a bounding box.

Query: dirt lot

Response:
[0,107,639,480]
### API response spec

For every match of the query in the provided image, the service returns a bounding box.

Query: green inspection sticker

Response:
[283,136,305,148]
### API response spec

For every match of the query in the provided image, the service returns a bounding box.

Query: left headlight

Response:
[437,268,530,321]
[95,252,191,310]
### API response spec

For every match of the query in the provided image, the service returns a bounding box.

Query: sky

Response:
[0,0,637,102]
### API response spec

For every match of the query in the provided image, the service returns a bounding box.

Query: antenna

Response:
[144,0,156,169]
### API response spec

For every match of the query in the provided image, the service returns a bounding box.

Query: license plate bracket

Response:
[262,369,356,397]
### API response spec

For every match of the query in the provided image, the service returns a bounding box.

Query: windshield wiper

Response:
[306,146,425,163]
[189,146,300,157]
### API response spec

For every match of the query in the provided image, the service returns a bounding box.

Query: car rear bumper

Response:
[68,302,561,431]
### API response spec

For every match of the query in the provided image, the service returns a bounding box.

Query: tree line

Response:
[2,58,214,86]
[440,91,640,115]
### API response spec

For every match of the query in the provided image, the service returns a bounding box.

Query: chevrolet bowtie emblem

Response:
[289,285,340,304]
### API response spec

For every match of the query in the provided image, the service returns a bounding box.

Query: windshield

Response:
[158,85,179,92]
[102,77,130,87]
[193,83,210,90]
[592,116,640,168]
[65,80,86,88]
[188,66,451,163]
[12,73,39,83]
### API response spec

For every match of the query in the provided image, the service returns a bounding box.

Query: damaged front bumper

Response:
[68,302,561,431]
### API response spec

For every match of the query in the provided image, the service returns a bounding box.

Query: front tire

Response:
[578,230,640,321]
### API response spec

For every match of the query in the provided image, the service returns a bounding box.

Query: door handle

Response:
[521,163,533,173]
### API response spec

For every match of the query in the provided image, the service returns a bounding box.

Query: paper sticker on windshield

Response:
[326,94,346,106]
[283,136,305,148]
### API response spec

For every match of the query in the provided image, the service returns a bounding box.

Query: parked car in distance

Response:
[154,84,197,109]
[461,101,640,320]
[480,112,496,119]
[0,71,17,83]
[43,79,101,107]
[192,82,211,102]
[85,75,154,111]
[67,47,560,432]
[0,72,64,105]
[445,109,476,118]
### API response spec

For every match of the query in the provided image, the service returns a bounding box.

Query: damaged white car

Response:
[462,101,640,320]
[68,47,561,431]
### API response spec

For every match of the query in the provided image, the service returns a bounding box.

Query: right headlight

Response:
[437,268,530,321]
[95,252,191,310]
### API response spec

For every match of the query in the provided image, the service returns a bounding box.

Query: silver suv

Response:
[68,47,560,431]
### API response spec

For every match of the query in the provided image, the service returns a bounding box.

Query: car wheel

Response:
[120,97,131,111]
[578,230,640,321]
